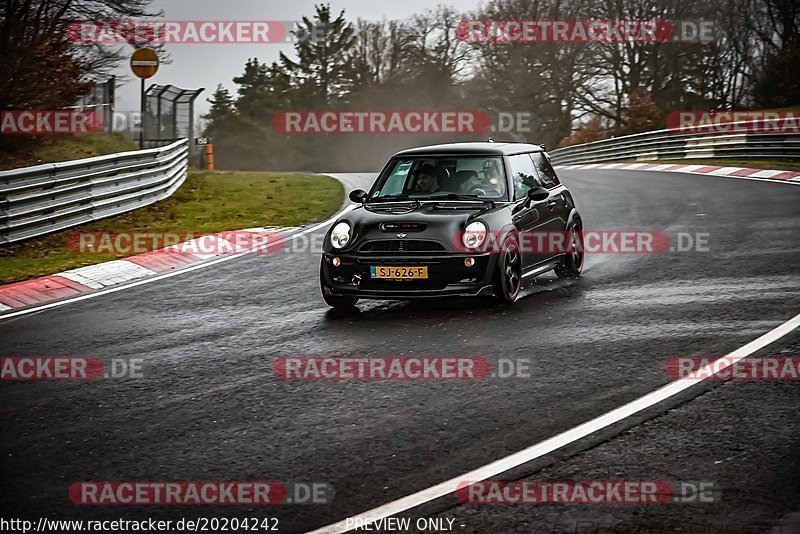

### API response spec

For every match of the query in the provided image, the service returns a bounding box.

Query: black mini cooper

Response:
[320,142,583,309]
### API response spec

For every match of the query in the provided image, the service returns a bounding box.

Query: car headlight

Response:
[330,221,352,249]
[462,221,487,249]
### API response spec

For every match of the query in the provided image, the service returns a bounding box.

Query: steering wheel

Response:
[467,185,499,197]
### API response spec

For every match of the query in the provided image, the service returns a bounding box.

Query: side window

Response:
[508,154,542,201]
[530,153,560,188]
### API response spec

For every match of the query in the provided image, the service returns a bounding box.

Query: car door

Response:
[507,153,559,269]
[530,152,570,254]
[530,152,569,232]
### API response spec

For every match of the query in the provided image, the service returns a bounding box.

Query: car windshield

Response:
[370,156,507,200]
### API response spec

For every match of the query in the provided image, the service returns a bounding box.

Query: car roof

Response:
[393,142,545,157]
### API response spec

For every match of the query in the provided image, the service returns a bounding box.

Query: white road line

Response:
[0,205,356,321]
[307,311,800,534]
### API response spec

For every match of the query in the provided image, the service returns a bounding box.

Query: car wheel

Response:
[555,219,583,278]
[494,236,522,302]
[320,264,358,309]
[323,294,359,309]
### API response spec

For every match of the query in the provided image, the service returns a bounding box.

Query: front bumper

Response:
[320,252,499,299]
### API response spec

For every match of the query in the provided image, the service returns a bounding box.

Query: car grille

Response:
[359,240,446,253]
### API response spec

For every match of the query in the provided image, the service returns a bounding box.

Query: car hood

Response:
[341,201,504,251]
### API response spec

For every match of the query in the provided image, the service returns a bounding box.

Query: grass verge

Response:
[0,170,344,284]
[0,132,139,170]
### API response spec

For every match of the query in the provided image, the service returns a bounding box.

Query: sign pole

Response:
[139,78,145,149]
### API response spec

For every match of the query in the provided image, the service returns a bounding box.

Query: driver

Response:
[416,163,440,194]
[480,159,502,189]
[462,159,503,195]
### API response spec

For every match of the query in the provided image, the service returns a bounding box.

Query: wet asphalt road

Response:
[0,169,798,533]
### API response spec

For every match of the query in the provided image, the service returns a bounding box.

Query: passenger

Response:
[416,164,440,194]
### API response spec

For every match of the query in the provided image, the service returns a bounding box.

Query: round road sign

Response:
[130,48,159,79]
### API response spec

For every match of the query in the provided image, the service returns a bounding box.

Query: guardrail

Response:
[549,119,800,166]
[0,139,189,244]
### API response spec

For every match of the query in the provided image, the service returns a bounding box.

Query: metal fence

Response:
[143,85,203,149]
[0,139,188,244]
[549,119,800,166]
[73,77,115,133]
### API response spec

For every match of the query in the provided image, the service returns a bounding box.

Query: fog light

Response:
[464,257,475,267]
[332,257,341,266]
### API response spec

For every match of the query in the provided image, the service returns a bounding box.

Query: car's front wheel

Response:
[493,236,522,302]
[555,219,583,278]
[323,294,359,309]
[320,263,358,309]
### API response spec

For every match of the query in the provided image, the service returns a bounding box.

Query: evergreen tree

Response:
[204,85,234,123]
[279,4,356,106]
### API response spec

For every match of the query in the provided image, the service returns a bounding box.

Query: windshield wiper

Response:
[372,194,411,200]
[366,194,420,206]
[423,193,496,208]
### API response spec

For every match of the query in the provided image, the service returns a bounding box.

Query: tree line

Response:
[204,1,798,170]
[1,0,797,169]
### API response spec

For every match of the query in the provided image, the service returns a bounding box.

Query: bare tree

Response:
[0,0,162,110]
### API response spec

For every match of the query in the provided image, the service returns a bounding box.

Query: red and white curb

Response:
[556,162,800,184]
[0,227,298,313]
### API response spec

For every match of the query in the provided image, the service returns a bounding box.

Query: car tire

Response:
[323,294,359,309]
[493,235,522,302]
[320,264,359,309]
[555,219,583,279]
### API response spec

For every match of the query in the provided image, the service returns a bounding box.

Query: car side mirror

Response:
[527,187,550,202]
[349,189,368,203]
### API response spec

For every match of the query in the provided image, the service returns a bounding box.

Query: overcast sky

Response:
[113,0,483,118]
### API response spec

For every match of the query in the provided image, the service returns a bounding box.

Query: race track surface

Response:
[1,169,798,533]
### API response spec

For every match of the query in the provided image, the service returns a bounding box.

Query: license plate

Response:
[370,266,428,279]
